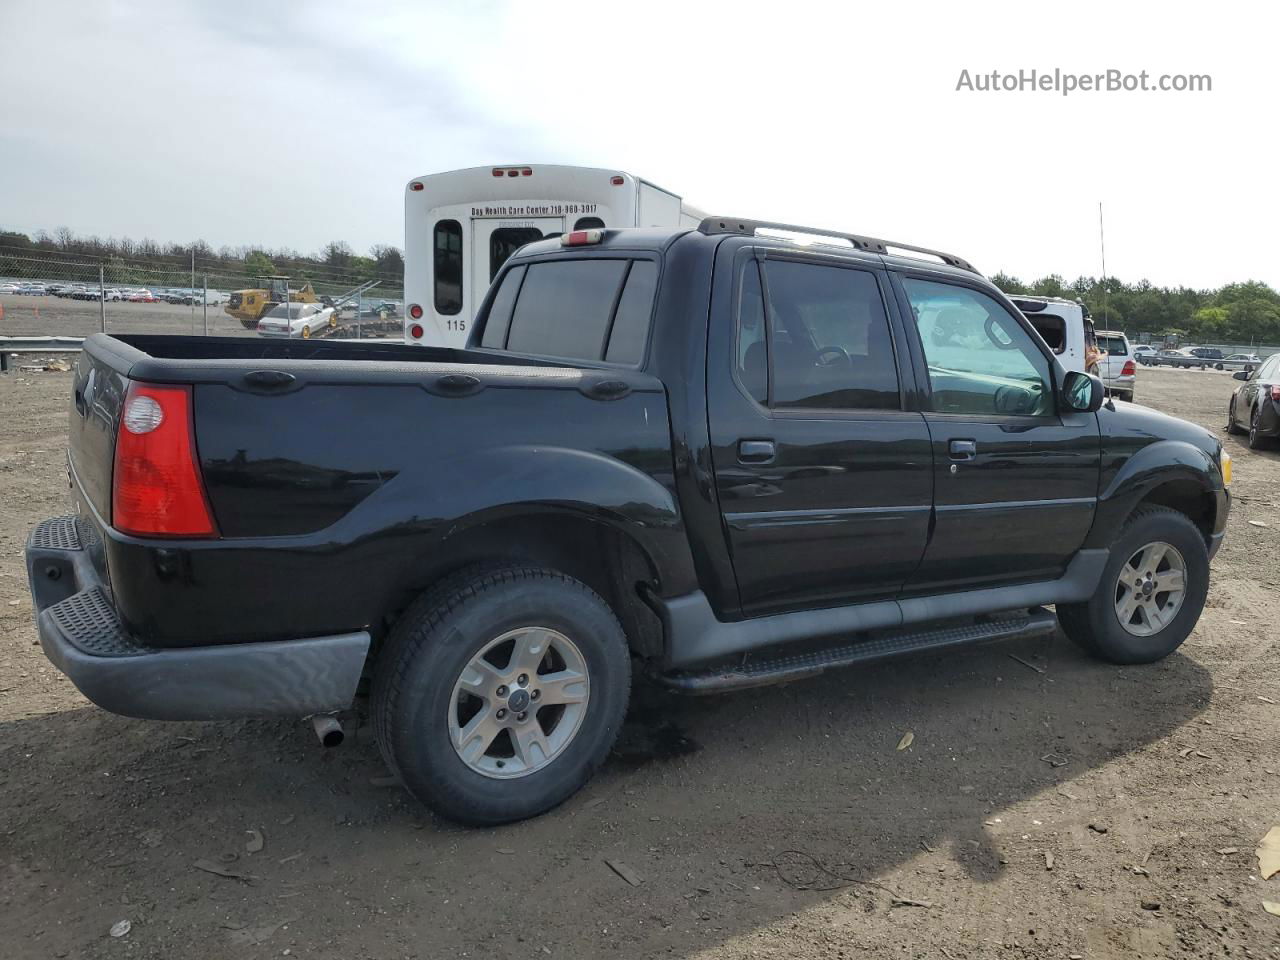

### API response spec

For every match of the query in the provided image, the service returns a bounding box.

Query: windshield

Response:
[264,304,312,319]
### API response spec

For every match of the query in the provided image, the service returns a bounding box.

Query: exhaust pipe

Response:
[310,714,344,748]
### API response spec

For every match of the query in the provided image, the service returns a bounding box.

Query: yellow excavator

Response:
[225,276,319,329]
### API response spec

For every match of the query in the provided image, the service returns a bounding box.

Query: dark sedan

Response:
[1227,353,1280,449]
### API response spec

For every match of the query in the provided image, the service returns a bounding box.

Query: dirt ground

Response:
[1,364,1277,960]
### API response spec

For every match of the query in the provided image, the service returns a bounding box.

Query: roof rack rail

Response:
[697,216,979,275]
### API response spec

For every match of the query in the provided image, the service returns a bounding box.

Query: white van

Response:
[1011,296,1134,401]
[403,164,705,347]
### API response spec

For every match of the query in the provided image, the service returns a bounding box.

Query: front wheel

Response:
[1058,506,1209,664]
[372,565,631,825]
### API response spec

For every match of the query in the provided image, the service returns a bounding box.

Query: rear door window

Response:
[740,258,901,411]
[433,220,463,315]
[488,228,543,281]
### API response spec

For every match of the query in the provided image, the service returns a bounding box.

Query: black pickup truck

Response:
[27,217,1230,825]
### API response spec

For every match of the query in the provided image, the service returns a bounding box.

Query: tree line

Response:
[5,226,1279,343]
[0,228,404,290]
[990,272,1280,346]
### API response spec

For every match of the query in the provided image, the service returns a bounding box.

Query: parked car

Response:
[1132,344,1158,364]
[1151,348,1207,369]
[1189,347,1225,362]
[1215,353,1260,372]
[1226,353,1280,449]
[26,218,1231,826]
[17,282,48,295]
[1094,329,1136,402]
[256,302,338,338]
[0,282,18,294]
[127,290,159,303]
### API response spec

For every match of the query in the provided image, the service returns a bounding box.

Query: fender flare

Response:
[385,444,697,595]
[1086,439,1221,549]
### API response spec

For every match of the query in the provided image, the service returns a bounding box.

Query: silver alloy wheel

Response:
[1113,540,1188,637]
[447,627,590,779]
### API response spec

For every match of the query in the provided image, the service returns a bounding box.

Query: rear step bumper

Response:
[24,516,370,721]
[661,608,1058,694]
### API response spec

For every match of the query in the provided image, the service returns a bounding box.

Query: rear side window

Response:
[433,220,463,315]
[505,260,629,361]
[483,258,658,364]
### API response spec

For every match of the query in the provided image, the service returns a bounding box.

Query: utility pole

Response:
[1098,202,1109,326]
[99,264,106,332]
[190,249,196,334]
[202,274,208,336]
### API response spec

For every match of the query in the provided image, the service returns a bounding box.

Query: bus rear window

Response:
[434,220,463,315]
[487,258,658,364]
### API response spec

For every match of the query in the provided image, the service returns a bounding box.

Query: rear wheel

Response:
[1249,404,1272,450]
[1227,397,1246,435]
[1058,506,1208,664]
[372,565,631,825]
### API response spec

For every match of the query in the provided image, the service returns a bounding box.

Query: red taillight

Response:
[610,175,625,185]
[492,168,504,177]
[408,303,423,320]
[507,169,518,177]
[409,323,424,339]
[521,168,532,176]
[1122,360,1136,376]
[112,383,215,537]
[409,181,424,191]
[1271,384,1280,403]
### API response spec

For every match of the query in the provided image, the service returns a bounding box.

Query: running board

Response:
[659,607,1058,694]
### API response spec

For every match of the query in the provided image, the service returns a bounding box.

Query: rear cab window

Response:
[478,256,659,365]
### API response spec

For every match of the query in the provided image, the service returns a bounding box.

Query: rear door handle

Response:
[949,439,977,460]
[738,439,776,463]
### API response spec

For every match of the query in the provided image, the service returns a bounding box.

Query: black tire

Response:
[1116,391,1134,403]
[1226,397,1246,435]
[1249,404,1272,450]
[1058,505,1209,665]
[372,565,631,826]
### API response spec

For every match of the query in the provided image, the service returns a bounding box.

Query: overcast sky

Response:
[1,0,1273,288]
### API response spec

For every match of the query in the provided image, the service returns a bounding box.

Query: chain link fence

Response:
[1128,331,1280,360]
[0,249,405,342]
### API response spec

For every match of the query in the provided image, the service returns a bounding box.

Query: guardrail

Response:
[0,336,85,373]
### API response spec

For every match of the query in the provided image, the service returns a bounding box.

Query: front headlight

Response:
[1219,449,1232,487]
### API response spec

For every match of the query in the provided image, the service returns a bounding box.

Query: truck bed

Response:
[58,333,680,650]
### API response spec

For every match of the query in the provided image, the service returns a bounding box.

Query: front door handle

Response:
[738,439,776,463]
[949,439,977,460]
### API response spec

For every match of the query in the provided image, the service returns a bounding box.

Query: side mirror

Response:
[1233,370,1250,381]
[1062,370,1104,413]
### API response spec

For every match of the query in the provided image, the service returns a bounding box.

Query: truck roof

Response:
[513,216,989,287]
